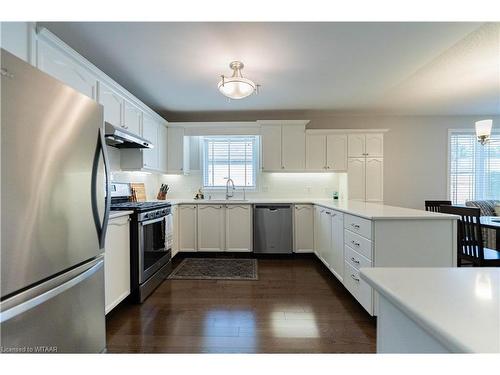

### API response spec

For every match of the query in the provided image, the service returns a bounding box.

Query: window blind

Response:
[449,131,500,204]
[202,136,258,188]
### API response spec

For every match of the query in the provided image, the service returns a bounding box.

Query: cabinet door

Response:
[319,209,332,263]
[329,212,344,281]
[197,205,225,251]
[282,125,305,170]
[37,38,97,99]
[261,125,282,171]
[306,134,326,170]
[158,124,168,173]
[98,81,123,128]
[366,158,384,202]
[365,133,384,157]
[294,205,314,252]
[178,205,197,252]
[326,135,348,171]
[142,115,159,170]
[167,127,185,173]
[123,100,142,136]
[348,158,366,201]
[313,205,321,257]
[348,134,365,157]
[104,215,130,314]
[225,205,252,252]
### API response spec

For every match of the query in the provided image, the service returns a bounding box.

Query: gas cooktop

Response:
[111,200,171,212]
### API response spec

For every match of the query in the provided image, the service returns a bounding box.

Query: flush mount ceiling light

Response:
[475,119,493,145]
[218,61,259,100]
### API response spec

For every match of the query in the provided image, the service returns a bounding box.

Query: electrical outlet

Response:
[262,185,269,192]
[305,186,312,194]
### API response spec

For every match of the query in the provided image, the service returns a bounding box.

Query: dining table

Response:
[480,216,500,250]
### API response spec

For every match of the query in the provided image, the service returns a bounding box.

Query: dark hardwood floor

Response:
[106,256,376,353]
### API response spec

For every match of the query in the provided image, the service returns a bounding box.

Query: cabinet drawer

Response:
[344,261,373,315]
[344,214,372,239]
[345,244,372,270]
[344,229,372,260]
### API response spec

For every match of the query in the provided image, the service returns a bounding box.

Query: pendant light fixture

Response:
[475,119,493,145]
[218,61,259,100]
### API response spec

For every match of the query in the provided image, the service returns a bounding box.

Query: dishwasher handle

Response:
[254,205,291,210]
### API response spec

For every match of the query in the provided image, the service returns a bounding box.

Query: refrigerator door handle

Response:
[0,259,104,324]
[91,128,111,249]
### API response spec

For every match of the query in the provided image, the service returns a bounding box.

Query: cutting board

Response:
[130,183,147,202]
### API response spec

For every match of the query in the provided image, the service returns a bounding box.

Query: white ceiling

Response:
[40,22,499,116]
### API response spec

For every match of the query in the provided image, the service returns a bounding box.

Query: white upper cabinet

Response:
[141,115,159,170]
[197,205,225,252]
[225,205,252,252]
[261,125,282,171]
[365,158,384,202]
[348,134,366,157]
[167,127,189,174]
[365,133,384,157]
[37,36,97,100]
[348,158,366,201]
[348,133,384,157]
[294,204,314,253]
[326,135,348,171]
[282,125,305,170]
[123,100,142,136]
[98,81,124,128]
[158,124,168,173]
[306,134,327,170]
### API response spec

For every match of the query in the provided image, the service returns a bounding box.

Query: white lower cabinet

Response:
[317,208,344,282]
[197,205,225,251]
[178,205,197,252]
[225,205,252,252]
[104,215,131,314]
[313,205,321,257]
[294,204,314,253]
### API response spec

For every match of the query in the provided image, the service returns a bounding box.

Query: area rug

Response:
[168,258,258,280]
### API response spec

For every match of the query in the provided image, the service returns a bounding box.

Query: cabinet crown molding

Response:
[306,129,389,134]
[257,120,310,126]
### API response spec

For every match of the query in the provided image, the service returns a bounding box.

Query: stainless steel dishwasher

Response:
[253,204,293,254]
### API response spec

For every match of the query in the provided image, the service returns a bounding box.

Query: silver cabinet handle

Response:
[325,211,331,215]
[351,240,360,247]
[351,223,360,229]
[351,274,360,282]
[351,257,360,264]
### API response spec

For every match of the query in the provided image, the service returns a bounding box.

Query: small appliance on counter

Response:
[110,182,172,303]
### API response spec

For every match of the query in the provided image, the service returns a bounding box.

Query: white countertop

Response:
[165,198,457,220]
[361,267,500,353]
[109,210,133,219]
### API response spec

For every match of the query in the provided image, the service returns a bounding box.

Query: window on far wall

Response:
[202,136,259,189]
[449,131,500,204]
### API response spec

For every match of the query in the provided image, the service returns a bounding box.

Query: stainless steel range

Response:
[110,183,172,302]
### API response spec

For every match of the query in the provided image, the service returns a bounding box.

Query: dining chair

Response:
[440,205,500,267]
[425,200,452,213]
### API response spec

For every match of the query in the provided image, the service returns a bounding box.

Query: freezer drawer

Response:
[253,205,293,254]
[0,258,105,353]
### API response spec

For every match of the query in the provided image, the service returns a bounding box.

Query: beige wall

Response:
[166,111,500,209]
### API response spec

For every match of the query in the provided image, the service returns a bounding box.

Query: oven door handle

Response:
[140,216,166,226]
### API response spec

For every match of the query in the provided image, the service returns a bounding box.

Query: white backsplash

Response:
[108,146,346,201]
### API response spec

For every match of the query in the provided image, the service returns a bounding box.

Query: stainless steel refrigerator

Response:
[0,49,110,353]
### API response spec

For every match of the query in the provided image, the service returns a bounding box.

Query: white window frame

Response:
[447,128,500,203]
[201,135,260,192]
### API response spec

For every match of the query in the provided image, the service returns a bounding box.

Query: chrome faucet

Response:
[225,178,235,200]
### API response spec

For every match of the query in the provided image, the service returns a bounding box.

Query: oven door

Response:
[138,216,170,283]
